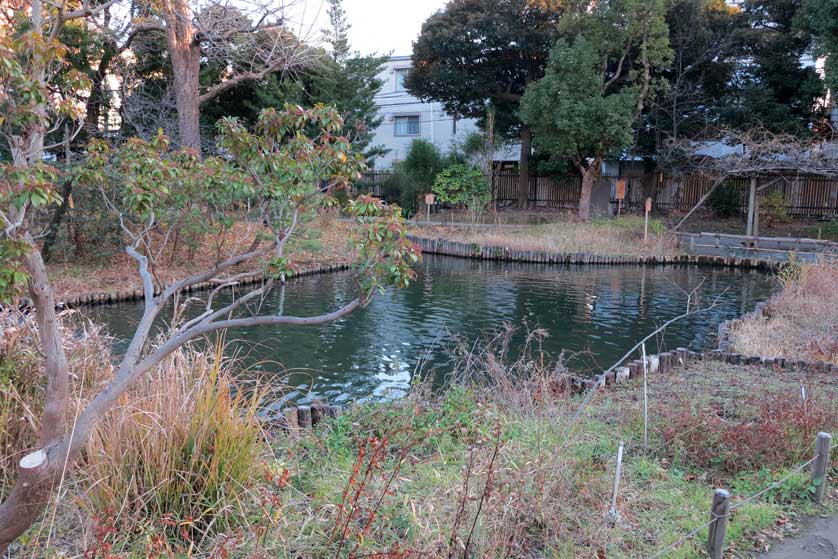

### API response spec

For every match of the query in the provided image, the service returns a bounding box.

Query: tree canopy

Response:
[406,0,563,207]
[521,0,671,220]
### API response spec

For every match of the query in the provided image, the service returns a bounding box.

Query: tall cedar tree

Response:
[405,0,562,208]
[521,0,672,221]
[724,0,826,134]
[313,0,387,159]
[642,0,740,153]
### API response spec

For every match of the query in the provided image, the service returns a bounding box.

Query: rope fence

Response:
[645,453,822,559]
[582,321,835,559]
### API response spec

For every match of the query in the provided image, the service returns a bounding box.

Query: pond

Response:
[92,255,776,406]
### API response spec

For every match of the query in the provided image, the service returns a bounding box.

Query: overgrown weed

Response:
[731,261,838,362]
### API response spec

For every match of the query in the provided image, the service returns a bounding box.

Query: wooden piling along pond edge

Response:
[406,235,781,270]
[56,235,786,309]
[55,262,354,309]
[53,238,834,433]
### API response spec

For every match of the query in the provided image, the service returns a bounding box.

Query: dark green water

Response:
[92,255,775,406]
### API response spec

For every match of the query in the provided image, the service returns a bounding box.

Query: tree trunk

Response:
[163,0,202,152]
[577,158,603,221]
[0,241,71,552]
[517,125,532,208]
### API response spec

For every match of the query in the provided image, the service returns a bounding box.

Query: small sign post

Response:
[644,197,652,244]
[616,179,626,216]
[424,193,435,223]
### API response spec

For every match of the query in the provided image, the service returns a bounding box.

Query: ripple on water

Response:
[92,255,776,404]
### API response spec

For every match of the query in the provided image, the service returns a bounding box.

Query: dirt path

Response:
[756,516,837,559]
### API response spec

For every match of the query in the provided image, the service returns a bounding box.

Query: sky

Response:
[300,0,448,57]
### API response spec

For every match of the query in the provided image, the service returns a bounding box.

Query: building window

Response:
[395,68,410,91]
[394,115,420,136]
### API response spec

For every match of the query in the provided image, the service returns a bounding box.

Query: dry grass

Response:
[81,342,267,552]
[1,315,271,556]
[0,310,112,500]
[47,213,355,301]
[731,262,838,363]
[5,321,836,558]
[260,330,836,558]
[411,215,681,258]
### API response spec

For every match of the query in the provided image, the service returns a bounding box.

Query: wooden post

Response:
[707,489,731,559]
[812,432,833,503]
[644,197,652,244]
[297,405,312,429]
[746,177,757,239]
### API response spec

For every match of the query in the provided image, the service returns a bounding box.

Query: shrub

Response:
[661,392,836,474]
[432,164,491,225]
[759,191,788,229]
[382,139,454,217]
[708,182,741,218]
[83,344,266,548]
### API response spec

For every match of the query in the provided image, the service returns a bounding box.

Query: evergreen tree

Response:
[521,0,671,221]
[723,0,827,134]
[310,0,387,159]
[406,0,563,208]
[802,0,838,127]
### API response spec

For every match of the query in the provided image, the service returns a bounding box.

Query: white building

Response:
[370,56,506,169]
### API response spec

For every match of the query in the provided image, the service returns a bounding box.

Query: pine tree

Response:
[313,0,387,159]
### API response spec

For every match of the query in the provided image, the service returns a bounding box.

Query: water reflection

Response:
[92,255,776,404]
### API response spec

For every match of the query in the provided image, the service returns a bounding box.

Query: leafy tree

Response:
[0,60,419,550]
[432,165,492,225]
[723,0,826,135]
[127,0,316,152]
[200,0,387,159]
[803,0,838,104]
[642,0,741,152]
[521,0,672,221]
[405,0,563,208]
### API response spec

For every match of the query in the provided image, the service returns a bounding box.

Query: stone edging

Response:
[408,236,778,269]
[57,263,353,309]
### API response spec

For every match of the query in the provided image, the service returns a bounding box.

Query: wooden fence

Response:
[492,172,838,217]
[359,171,838,217]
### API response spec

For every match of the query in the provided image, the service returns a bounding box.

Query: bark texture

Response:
[577,158,603,222]
[0,240,71,552]
[162,0,202,151]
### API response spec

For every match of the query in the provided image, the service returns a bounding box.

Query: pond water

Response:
[92,255,776,406]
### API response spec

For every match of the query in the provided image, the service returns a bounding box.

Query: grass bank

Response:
[410,215,681,259]
[730,262,838,363]
[46,214,354,302]
[4,322,834,558]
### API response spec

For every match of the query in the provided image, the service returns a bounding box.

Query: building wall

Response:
[370,56,519,168]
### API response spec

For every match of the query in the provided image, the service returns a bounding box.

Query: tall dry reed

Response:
[0,310,112,500]
[82,342,267,549]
